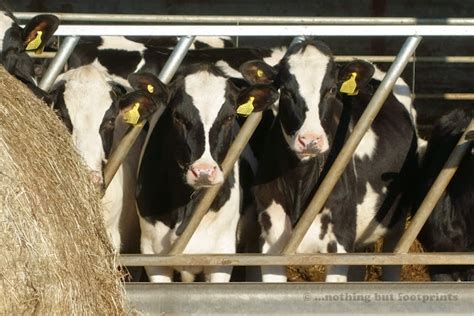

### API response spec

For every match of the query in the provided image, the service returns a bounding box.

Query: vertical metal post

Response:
[38,36,80,92]
[103,35,195,189]
[394,119,474,254]
[168,112,263,255]
[281,36,422,254]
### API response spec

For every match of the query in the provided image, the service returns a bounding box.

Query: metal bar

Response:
[103,36,195,188]
[119,253,474,267]
[126,283,474,315]
[414,93,474,100]
[29,53,474,64]
[394,119,474,254]
[37,36,79,92]
[15,13,474,25]
[43,25,474,37]
[282,36,422,255]
[168,112,263,255]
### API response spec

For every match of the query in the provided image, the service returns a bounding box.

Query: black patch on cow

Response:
[49,81,73,133]
[259,212,272,233]
[319,214,330,240]
[98,49,142,79]
[99,104,119,159]
[327,240,338,253]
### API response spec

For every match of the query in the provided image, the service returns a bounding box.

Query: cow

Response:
[0,3,58,92]
[240,39,418,282]
[48,64,165,257]
[135,63,278,282]
[416,107,473,281]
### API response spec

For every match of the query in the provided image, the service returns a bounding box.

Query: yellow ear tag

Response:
[256,69,264,78]
[123,102,141,125]
[236,96,255,117]
[26,31,43,51]
[147,84,154,93]
[340,72,359,96]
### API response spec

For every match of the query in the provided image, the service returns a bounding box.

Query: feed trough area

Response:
[1,1,473,314]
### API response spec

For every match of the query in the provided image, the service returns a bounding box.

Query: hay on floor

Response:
[0,66,129,314]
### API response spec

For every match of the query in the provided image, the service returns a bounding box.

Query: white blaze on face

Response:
[56,65,114,174]
[184,70,227,185]
[0,12,15,52]
[284,45,331,158]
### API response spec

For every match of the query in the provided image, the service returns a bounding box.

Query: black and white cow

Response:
[417,108,473,281]
[0,3,58,90]
[48,64,164,254]
[136,63,278,282]
[241,39,418,282]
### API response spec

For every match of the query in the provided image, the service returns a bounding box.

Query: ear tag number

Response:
[123,102,141,125]
[26,31,43,51]
[340,72,359,96]
[236,96,255,117]
[256,69,264,78]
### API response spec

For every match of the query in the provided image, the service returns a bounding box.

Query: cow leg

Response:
[259,201,291,282]
[180,271,196,282]
[381,219,405,281]
[325,242,349,282]
[204,266,233,282]
[139,217,174,282]
[348,265,366,281]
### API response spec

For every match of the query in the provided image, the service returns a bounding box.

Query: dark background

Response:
[7,0,474,132]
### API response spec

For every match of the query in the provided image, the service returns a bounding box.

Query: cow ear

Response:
[118,91,160,126]
[23,14,60,53]
[235,84,279,116]
[239,60,277,85]
[128,72,170,104]
[338,60,375,95]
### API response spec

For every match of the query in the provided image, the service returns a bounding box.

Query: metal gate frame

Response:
[29,13,474,313]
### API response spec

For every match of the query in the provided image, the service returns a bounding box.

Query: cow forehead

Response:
[184,70,228,126]
[286,45,331,94]
[60,67,114,129]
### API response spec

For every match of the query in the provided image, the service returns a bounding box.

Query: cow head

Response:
[0,5,58,83]
[157,63,278,188]
[49,65,166,187]
[240,40,378,162]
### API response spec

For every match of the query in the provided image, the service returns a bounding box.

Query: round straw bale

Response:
[0,66,129,314]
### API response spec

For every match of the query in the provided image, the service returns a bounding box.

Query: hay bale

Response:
[0,66,129,314]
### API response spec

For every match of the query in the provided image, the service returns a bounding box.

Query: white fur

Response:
[0,12,15,52]
[141,164,241,282]
[193,36,232,48]
[355,128,378,160]
[263,46,287,67]
[184,71,227,183]
[355,182,387,245]
[216,60,243,78]
[99,36,146,52]
[283,46,331,159]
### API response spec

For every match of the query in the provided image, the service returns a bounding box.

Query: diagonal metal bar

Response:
[282,36,422,255]
[103,35,195,188]
[394,119,474,254]
[168,112,263,255]
[38,36,80,92]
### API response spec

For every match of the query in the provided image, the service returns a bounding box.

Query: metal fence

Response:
[27,13,474,312]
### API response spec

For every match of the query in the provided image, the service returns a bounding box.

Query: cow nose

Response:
[297,133,324,151]
[90,171,104,186]
[190,163,218,182]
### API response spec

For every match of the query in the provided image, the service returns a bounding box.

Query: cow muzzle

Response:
[186,162,224,188]
[294,132,329,158]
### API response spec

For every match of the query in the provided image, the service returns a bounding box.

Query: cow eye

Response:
[104,117,115,129]
[224,114,235,123]
[329,87,337,95]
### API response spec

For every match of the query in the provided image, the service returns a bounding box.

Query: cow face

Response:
[49,65,164,186]
[241,40,342,161]
[0,6,58,83]
[166,64,278,188]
